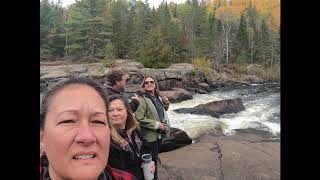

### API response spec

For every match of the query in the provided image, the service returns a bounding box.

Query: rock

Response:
[163,69,184,80]
[240,75,263,84]
[234,128,275,139]
[40,63,105,79]
[158,79,183,91]
[173,98,245,118]
[168,63,195,73]
[140,68,166,81]
[198,82,211,92]
[161,88,193,103]
[158,133,280,180]
[160,127,192,153]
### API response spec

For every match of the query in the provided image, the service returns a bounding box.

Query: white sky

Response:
[53,0,187,8]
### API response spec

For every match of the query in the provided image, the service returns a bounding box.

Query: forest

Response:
[40,0,280,70]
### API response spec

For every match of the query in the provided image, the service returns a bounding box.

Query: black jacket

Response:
[108,129,152,180]
[105,85,139,112]
[40,156,137,180]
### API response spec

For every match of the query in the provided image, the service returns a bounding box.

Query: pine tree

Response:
[64,0,110,61]
[111,0,130,58]
[139,26,172,68]
[235,12,249,63]
[40,0,65,60]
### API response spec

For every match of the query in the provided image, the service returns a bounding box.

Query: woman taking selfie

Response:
[40,77,137,180]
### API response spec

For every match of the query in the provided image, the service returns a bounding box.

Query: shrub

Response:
[247,64,265,78]
[192,58,213,76]
[263,64,280,81]
[234,63,248,74]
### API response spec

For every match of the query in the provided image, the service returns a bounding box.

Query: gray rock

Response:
[160,127,192,153]
[158,134,280,180]
[161,88,193,103]
[240,75,263,84]
[173,98,245,118]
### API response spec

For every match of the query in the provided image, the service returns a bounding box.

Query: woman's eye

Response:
[58,120,75,125]
[92,120,106,125]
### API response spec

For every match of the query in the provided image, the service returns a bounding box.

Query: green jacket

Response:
[134,95,170,142]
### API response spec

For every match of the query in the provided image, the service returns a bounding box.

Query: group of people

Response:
[40,69,171,180]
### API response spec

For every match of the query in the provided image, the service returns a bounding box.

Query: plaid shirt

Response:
[40,157,137,180]
[105,165,138,180]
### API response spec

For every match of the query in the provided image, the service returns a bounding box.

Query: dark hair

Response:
[107,69,126,86]
[40,77,109,130]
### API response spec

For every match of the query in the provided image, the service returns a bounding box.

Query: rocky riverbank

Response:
[158,129,280,180]
[40,60,274,103]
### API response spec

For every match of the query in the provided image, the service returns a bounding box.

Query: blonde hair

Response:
[108,95,140,147]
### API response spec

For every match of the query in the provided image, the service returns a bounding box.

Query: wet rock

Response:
[161,88,193,103]
[160,127,192,153]
[173,98,245,118]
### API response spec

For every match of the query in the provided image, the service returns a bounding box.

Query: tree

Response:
[129,0,153,59]
[246,0,258,63]
[139,26,172,68]
[64,0,110,61]
[111,0,130,58]
[40,0,65,60]
[235,12,249,63]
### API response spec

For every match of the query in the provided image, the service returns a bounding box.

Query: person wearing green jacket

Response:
[134,75,170,180]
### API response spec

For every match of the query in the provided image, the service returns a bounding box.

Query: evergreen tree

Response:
[65,0,110,61]
[139,26,172,68]
[40,0,64,60]
[111,0,130,58]
[235,12,249,63]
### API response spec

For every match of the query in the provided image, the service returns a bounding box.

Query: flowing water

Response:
[167,83,280,140]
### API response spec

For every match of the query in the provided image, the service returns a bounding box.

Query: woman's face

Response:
[144,77,156,93]
[108,99,127,129]
[40,84,110,180]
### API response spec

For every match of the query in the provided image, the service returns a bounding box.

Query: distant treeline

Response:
[40,0,280,69]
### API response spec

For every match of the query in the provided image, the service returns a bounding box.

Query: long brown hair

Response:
[141,75,160,96]
[108,95,140,146]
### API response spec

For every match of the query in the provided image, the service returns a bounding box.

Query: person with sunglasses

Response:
[134,75,170,180]
[104,69,140,112]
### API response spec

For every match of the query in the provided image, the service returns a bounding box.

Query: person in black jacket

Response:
[107,95,155,180]
[104,69,139,112]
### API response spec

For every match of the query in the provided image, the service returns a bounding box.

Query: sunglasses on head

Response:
[144,80,155,85]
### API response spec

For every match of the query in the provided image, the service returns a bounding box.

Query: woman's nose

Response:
[75,124,96,145]
[112,110,120,116]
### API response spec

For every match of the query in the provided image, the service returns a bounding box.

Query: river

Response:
[167,82,280,140]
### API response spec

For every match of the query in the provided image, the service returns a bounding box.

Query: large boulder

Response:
[160,127,192,153]
[161,88,193,103]
[240,75,263,84]
[173,98,245,118]
[158,132,280,180]
[157,79,183,91]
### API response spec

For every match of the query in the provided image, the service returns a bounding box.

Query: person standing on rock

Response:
[135,75,170,180]
[104,69,140,112]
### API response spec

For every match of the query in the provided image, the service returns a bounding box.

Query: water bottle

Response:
[141,154,154,180]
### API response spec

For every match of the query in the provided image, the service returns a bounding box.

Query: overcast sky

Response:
[53,0,187,8]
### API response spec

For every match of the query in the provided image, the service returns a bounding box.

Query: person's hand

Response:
[131,94,139,101]
[159,122,167,130]
[161,95,169,104]
[150,161,155,174]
